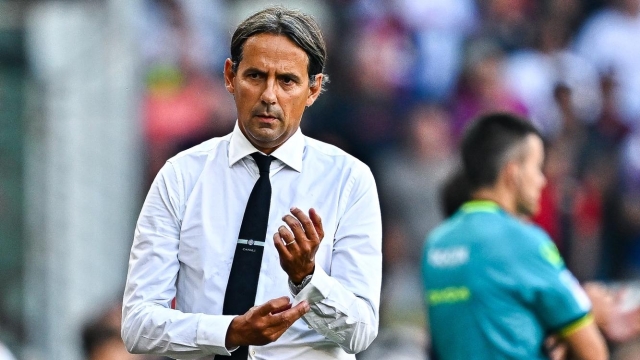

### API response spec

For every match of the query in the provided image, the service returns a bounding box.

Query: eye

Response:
[248,73,260,79]
[281,76,294,85]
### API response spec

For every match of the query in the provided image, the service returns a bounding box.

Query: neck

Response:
[472,186,516,215]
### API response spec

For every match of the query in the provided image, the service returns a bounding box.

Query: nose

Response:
[260,79,277,105]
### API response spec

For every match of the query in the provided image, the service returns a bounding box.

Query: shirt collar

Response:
[460,200,502,214]
[228,122,304,172]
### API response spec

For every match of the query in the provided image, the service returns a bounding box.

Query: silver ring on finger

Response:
[285,240,296,246]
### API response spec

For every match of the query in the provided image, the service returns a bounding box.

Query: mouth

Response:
[255,114,279,122]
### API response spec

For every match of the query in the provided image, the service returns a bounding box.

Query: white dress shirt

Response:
[122,124,382,359]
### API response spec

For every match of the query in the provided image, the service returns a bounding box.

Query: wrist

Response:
[289,273,313,295]
[225,316,241,349]
[291,266,314,285]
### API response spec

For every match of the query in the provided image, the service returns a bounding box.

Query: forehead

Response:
[239,33,309,75]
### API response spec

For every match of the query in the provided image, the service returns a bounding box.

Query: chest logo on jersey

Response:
[428,246,469,267]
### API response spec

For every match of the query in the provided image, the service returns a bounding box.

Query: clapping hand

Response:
[225,296,310,348]
[273,207,325,284]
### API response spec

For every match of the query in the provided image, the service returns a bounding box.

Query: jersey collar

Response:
[460,200,502,214]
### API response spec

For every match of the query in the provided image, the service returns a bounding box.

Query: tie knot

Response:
[251,153,272,174]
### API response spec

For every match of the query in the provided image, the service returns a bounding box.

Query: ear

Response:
[223,58,236,95]
[503,161,521,190]
[305,74,323,107]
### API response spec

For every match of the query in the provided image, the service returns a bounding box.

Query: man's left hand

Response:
[274,207,324,284]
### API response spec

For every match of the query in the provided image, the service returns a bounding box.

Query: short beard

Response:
[515,199,536,218]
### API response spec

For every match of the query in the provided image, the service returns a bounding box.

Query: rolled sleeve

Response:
[292,166,382,354]
[293,265,334,304]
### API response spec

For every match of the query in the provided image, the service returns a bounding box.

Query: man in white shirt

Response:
[121,6,382,360]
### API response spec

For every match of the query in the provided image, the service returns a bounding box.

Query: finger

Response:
[549,344,567,360]
[278,225,299,250]
[276,300,310,326]
[273,232,291,257]
[255,296,291,316]
[270,302,293,315]
[289,207,318,242]
[264,302,311,341]
[544,336,567,360]
[309,208,324,241]
[544,336,557,349]
[283,212,311,245]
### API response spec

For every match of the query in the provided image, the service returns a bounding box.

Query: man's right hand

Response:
[225,296,310,349]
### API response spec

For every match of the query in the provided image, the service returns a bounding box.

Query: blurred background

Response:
[1,0,640,359]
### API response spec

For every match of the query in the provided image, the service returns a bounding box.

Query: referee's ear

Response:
[502,160,521,191]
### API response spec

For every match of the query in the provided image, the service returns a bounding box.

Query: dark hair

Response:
[81,322,121,358]
[439,168,472,218]
[230,6,328,89]
[461,112,541,191]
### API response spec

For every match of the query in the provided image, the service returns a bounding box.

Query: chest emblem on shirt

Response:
[427,246,469,267]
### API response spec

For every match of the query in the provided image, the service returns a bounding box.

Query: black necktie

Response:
[223,153,273,359]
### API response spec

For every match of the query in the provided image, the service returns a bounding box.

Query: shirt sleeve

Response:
[292,166,382,355]
[514,232,592,334]
[121,161,236,358]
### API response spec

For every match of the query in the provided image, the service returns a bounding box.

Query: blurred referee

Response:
[422,113,608,360]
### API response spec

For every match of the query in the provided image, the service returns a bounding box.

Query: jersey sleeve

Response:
[512,229,593,335]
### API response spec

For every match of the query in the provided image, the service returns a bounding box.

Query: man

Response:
[422,113,608,359]
[121,6,382,360]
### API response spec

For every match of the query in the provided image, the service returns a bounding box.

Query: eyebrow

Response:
[242,67,303,83]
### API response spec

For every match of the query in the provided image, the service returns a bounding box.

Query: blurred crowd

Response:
[10,0,636,358]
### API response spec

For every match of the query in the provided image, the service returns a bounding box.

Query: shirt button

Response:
[251,350,256,356]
